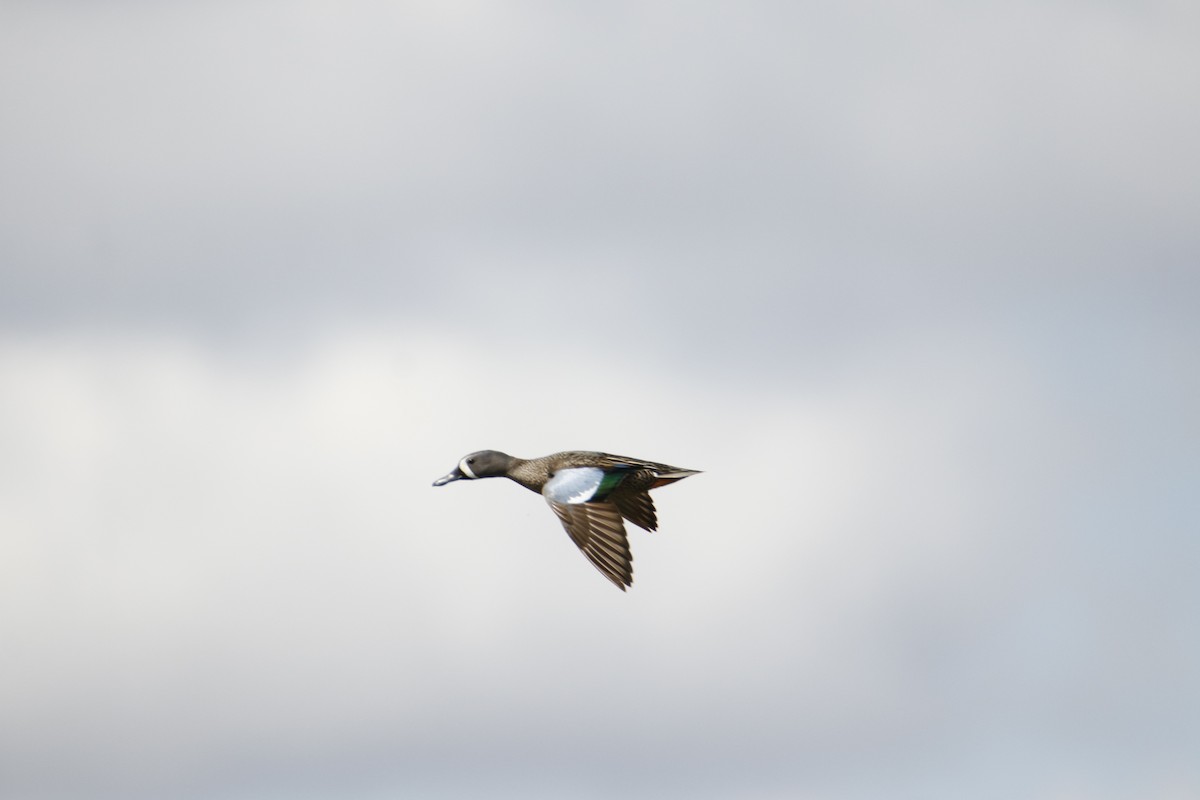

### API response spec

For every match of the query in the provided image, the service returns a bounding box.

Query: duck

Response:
[433,450,700,590]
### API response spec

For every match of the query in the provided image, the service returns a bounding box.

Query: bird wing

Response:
[612,489,658,532]
[546,500,633,590]
[543,466,610,504]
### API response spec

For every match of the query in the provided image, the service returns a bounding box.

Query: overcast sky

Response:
[1,2,1198,799]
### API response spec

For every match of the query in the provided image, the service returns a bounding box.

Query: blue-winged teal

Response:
[433,450,700,590]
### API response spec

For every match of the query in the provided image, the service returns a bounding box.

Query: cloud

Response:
[0,2,1196,798]
[1,322,1195,798]
[1,1,1196,334]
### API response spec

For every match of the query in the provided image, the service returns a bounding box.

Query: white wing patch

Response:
[543,467,606,504]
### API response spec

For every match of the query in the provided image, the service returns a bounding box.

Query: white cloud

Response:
[3,322,1192,798]
[2,0,1197,331]
[0,1,1196,797]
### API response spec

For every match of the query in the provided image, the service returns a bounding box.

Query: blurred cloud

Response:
[3,1,1196,332]
[1,1,1197,799]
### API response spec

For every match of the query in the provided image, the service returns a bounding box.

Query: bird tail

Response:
[651,469,702,488]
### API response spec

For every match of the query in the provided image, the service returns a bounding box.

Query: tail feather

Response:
[650,469,702,488]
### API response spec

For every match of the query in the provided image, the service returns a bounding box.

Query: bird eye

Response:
[467,458,476,465]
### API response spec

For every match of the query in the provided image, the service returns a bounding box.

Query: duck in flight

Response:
[433,450,700,590]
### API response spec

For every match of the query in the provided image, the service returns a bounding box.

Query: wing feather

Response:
[613,490,658,532]
[547,500,633,590]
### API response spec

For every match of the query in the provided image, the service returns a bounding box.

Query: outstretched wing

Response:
[612,489,658,532]
[542,461,670,539]
[546,500,633,590]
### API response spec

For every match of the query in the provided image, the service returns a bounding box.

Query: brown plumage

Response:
[432,450,700,590]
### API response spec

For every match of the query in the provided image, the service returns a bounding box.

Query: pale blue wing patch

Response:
[543,467,606,505]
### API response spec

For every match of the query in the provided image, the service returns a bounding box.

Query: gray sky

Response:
[1,2,1198,799]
